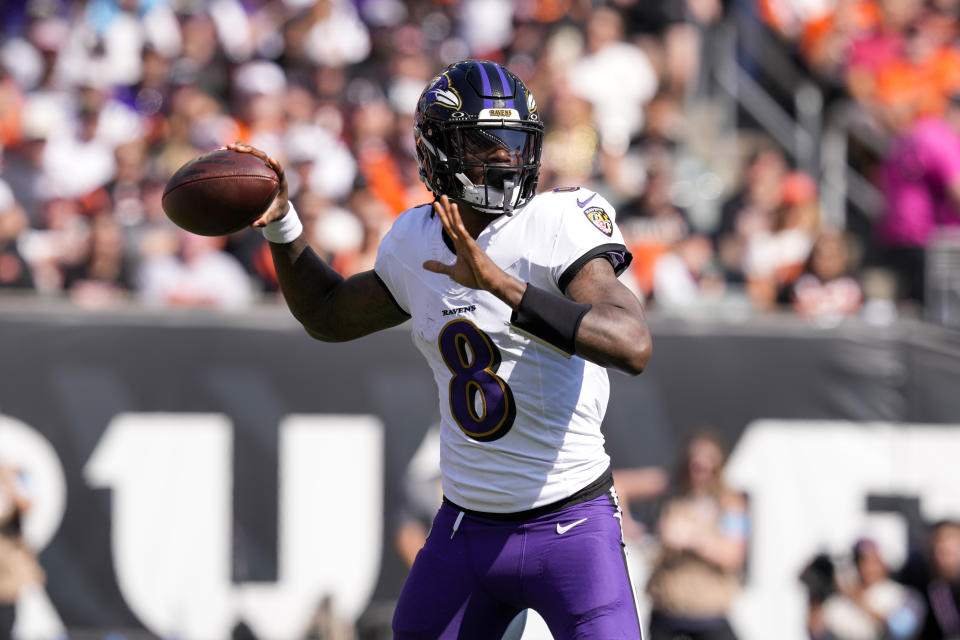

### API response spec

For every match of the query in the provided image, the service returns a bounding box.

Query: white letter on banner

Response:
[0,415,67,640]
[84,413,234,639]
[723,419,960,640]
[85,412,383,640]
[235,415,383,640]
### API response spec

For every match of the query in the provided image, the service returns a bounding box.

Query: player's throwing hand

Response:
[226,142,289,228]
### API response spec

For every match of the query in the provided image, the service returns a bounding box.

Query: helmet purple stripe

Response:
[476,62,494,109]
[494,65,515,110]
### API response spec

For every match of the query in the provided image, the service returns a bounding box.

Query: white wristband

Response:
[261,203,303,244]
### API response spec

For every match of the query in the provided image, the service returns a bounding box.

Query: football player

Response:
[232,59,651,639]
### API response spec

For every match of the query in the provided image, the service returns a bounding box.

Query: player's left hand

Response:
[423,196,524,305]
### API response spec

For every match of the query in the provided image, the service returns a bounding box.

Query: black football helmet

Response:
[414,60,544,215]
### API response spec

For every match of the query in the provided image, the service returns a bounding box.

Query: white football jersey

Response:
[374,187,632,513]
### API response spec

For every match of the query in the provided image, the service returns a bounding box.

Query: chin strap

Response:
[502,177,517,216]
[454,172,474,189]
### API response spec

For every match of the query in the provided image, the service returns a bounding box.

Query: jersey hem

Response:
[442,466,613,522]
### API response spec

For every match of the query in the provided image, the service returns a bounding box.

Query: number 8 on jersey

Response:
[438,319,516,442]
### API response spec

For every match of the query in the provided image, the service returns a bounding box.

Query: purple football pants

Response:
[392,493,643,639]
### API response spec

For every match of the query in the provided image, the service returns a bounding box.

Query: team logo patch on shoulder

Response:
[584,207,613,236]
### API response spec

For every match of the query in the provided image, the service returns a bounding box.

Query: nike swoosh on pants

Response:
[556,517,588,534]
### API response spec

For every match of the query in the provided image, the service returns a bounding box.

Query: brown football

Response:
[162,149,279,236]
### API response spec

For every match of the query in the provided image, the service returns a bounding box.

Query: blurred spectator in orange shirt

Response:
[800,0,885,80]
[842,0,914,102]
[873,14,960,122]
[351,97,410,218]
[743,170,821,309]
[0,71,22,149]
[620,154,696,300]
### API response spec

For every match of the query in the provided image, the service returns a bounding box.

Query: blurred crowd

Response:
[799,522,960,640]
[756,0,960,316]
[0,0,956,322]
[614,432,960,640]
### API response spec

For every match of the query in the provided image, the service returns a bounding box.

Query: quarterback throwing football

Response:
[234,59,652,639]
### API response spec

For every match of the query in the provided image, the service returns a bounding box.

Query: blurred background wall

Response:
[1,307,959,639]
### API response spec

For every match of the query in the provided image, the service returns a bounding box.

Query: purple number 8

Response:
[437,319,516,442]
